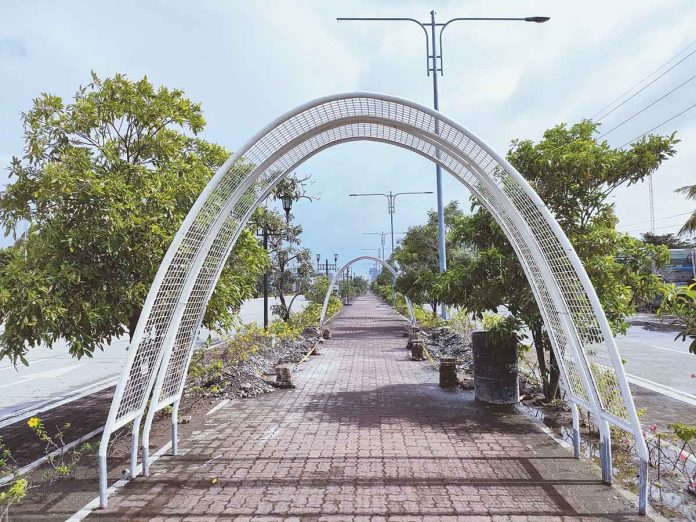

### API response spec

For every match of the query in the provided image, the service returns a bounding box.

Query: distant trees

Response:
[392,201,465,317]
[641,232,694,249]
[0,73,267,364]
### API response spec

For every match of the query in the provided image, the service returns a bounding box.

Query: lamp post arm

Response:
[438,16,548,75]
[337,17,430,75]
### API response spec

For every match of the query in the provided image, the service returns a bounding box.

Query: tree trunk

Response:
[530,320,550,398]
[277,290,289,322]
[548,346,561,401]
[128,311,140,342]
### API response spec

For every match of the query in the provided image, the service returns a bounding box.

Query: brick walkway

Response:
[92,294,645,521]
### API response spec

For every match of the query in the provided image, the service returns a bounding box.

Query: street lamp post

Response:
[316,253,339,279]
[339,11,549,319]
[350,191,432,256]
[256,197,294,330]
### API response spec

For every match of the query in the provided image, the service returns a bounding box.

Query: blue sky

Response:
[1,0,695,277]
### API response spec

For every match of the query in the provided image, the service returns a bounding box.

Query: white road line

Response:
[0,364,83,390]
[205,399,230,416]
[0,377,118,429]
[0,355,68,371]
[260,426,281,441]
[649,344,690,355]
[625,373,696,407]
[65,441,172,522]
[593,363,696,407]
[0,425,104,487]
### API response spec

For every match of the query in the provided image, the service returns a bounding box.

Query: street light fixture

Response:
[281,194,293,223]
[349,191,432,256]
[257,195,294,330]
[338,11,549,319]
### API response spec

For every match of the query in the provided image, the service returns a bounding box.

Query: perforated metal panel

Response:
[99,94,647,509]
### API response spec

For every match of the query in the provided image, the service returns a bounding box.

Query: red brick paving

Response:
[91,293,646,521]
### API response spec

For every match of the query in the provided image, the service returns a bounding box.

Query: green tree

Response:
[641,231,694,249]
[253,174,315,322]
[438,120,675,400]
[0,73,268,364]
[658,281,696,354]
[393,201,465,316]
[676,183,696,236]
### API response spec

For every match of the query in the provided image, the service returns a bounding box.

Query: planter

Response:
[471,330,519,404]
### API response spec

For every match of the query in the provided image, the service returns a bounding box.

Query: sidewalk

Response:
[91,293,647,521]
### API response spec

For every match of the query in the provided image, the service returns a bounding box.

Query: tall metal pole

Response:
[262,227,269,330]
[430,10,447,320]
[338,13,548,320]
[389,191,395,256]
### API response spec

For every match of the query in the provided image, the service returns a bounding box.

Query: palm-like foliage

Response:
[677,183,696,235]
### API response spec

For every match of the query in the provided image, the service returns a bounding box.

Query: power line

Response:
[595,46,696,122]
[621,211,693,228]
[591,40,696,119]
[592,39,696,120]
[623,222,686,234]
[620,101,696,148]
[599,71,696,138]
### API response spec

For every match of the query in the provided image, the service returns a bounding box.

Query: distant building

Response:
[659,249,696,286]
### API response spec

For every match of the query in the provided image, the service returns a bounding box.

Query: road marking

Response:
[626,373,696,407]
[260,426,281,440]
[0,364,83,390]
[205,399,230,416]
[0,377,117,429]
[649,344,690,355]
[593,362,696,407]
[0,425,104,487]
[0,355,69,372]
[66,441,172,521]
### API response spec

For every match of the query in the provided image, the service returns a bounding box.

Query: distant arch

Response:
[97,93,648,514]
[318,255,416,327]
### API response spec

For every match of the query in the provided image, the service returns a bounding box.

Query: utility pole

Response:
[350,191,432,256]
[363,231,405,260]
[338,11,549,319]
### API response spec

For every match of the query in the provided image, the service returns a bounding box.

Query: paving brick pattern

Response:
[92,294,645,521]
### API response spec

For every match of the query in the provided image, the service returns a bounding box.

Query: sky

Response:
[1,0,696,278]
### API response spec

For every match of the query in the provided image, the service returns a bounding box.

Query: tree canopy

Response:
[435,120,676,399]
[0,73,268,364]
[392,201,465,316]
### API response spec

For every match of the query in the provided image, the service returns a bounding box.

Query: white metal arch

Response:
[97,93,648,513]
[318,255,416,327]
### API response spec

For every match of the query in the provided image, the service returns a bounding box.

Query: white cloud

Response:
[0,0,695,259]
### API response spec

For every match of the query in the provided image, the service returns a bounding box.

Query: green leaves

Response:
[0,73,265,363]
[659,282,696,354]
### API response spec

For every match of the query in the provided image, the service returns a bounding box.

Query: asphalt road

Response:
[612,323,696,404]
[0,296,308,426]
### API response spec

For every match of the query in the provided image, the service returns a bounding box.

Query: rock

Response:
[460,375,474,390]
[411,339,425,360]
[239,382,252,392]
[178,415,192,424]
[439,356,458,388]
[321,328,332,339]
[275,364,295,389]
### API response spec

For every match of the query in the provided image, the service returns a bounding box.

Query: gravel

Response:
[187,326,321,400]
[423,326,474,373]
